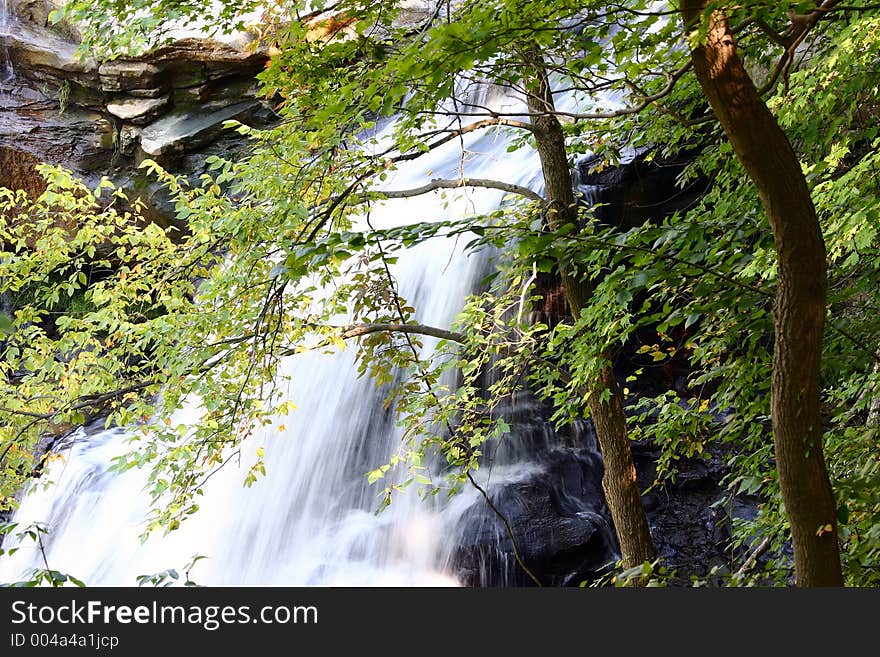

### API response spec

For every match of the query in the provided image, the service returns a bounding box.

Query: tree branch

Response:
[304,117,538,242]
[374,177,544,203]
[337,323,465,343]
[758,0,844,95]
[753,17,792,48]
[565,61,693,121]
[734,535,773,580]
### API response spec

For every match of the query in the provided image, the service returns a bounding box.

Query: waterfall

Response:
[0,0,13,84]
[0,80,614,586]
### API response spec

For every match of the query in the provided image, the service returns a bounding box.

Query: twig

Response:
[734,535,772,580]
[374,178,544,204]
[466,471,542,586]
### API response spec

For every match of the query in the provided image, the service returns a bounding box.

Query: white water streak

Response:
[0,83,568,586]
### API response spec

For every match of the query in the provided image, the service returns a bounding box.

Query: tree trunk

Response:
[524,53,655,576]
[681,3,843,586]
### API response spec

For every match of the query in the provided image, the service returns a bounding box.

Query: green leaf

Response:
[0,312,14,335]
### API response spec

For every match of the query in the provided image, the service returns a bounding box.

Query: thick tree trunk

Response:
[524,55,655,575]
[681,3,843,586]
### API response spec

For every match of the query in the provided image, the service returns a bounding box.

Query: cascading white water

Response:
[0,0,14,84]
[0,81,602,586]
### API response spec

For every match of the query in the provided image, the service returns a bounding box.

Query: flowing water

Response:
[0,42,630,581]
[0,80,615,586]
[0,0,14,84]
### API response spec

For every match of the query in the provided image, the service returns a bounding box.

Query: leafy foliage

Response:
[3,0,880,585]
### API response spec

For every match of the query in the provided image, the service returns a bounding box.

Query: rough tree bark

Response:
[523,52,656,575]
[681,2,843,586]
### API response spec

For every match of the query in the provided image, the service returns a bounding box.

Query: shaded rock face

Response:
[0,1,270,219]
[450,400,758,587]
[1,88,115,171]
[450,150,757,587]
[634,439,761,584]
[447,385,619,587]
[528,148,710,330]
[98,61,162,93]
[453,447,619,587]
[575,147,709,230]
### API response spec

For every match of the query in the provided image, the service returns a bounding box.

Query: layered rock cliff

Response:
[1,0,271,221]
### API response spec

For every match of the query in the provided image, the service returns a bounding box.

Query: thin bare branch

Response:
[374,177,544,203]
[338,322,464,343]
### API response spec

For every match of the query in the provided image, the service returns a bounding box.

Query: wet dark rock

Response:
[575,147,709,230]
[453,449,619,587]
[632,439,760,584]
[452,426,758,587]
[451,144,755,586]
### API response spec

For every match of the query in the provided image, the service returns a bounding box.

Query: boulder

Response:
[8,0,80,41]
[453,449,619,586]
[575,147,709,229]
[117,124,142,156]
